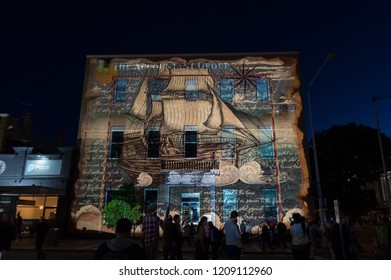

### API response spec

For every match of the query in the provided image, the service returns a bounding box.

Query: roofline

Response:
[86,52,300,60]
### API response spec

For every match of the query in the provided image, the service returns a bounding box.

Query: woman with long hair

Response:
[195,216,209,259]
[290,213,310,260]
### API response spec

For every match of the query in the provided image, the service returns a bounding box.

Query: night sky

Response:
[1,1,391,147]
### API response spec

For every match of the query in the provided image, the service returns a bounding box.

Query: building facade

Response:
[0,114,74,232]
[73,53,309,232]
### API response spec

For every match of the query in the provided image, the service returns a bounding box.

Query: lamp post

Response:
[372,96,391,212]
[307,53,335,234]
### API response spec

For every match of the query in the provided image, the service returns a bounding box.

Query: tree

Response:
[102,183,142,236]
[102,199,132,228]
[128,204,142,237]
[308,123,391,217]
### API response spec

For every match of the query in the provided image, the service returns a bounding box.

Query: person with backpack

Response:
[290,213,310,259]
[95,218,146,260]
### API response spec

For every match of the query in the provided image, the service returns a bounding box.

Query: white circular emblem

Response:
[0,160,6,175]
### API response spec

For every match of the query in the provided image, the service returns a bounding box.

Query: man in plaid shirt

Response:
[142,205,163,259]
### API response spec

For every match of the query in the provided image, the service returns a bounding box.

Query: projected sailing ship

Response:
[117,61,264,186]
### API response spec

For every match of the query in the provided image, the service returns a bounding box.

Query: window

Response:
[16,196,58,220]
[97,59,110,74]
[262,188,278,221]
[109,127,124,159]
[220,79,234,101]
[222,126,236,159]
[147,127,160,159]
[223,189,238,222]
[149,79,163,101]
[184,126,198,158]
[256,78,270,101]
[105,189,118,204]
[185,79,198,100]
[259,126,274,159]
[114,79,127,102]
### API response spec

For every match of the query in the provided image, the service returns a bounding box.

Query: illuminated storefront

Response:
[74,53,309,232]
[0,147,73,229]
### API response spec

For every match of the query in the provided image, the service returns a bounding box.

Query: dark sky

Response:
[1,1,391,146]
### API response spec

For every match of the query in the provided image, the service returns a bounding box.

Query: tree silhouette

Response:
[309,123,391,217]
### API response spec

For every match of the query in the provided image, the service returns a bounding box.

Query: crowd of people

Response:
[94,207,305,260]
[95,207,241,260]
[133,208,390,260]
[2,208,389,260]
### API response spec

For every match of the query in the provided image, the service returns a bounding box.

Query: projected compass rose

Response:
[231,61,258,95]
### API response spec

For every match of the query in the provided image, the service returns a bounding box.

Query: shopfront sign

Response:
[0,160,6,175]
[24,160,62,176]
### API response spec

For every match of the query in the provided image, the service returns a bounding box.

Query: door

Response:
[181,193,200,223]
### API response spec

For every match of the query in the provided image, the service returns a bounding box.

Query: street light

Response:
[307,53,335,234]
[372,96,391,212]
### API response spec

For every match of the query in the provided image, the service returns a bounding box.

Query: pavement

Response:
[7,238,292,260]
[6,224,376,260]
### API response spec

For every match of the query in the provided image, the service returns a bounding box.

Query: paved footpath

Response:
[4,225,375,260]
[7,237,293,260]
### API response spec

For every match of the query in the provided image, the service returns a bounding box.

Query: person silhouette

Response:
[95,218,146,259]
[142,205,163,260]
[0,213,16,260]
[16,212,23,241]
[224,211,242,259]
[35,216,49,260]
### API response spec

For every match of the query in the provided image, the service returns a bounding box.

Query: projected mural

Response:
[73,54,309,232]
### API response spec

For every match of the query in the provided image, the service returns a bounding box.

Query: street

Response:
[1,224,375,260]
[2,248,293,260]
[2,249,95,260]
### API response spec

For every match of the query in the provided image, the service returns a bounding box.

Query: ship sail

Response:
[160,68,220,134]
[128,77,150,120]
[146,101,163,124]
[161,99,218,134]
[126,59,259,147]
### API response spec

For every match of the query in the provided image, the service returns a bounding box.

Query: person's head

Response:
[200,216,208,225]
[207,221,214,228]
[230,211,238,220]
[292,213,302,224]
[115,218,132,237]
[147,205,157,214]
[173,214,180,224]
